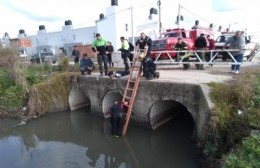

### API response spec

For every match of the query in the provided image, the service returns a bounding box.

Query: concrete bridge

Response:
[68,74,215,139]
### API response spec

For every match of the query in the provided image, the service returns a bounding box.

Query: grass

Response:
[0,48,25,116]
[202,67,260,167]
[222,135,260,168]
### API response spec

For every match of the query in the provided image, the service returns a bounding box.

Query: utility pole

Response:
[157,0,162,35]
[177,3,180,28]
[130,6,134,45]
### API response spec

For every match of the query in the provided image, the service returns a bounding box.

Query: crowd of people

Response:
[174,31,246,74]
[73,31,247,79]
[65,29,248,77]
[73,32,159,80]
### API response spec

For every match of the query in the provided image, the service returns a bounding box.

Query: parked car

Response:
[215,32,256,61]
[18,49,29,59]
[30,52,58,64]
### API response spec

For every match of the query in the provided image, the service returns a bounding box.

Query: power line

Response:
[180,5,212,24]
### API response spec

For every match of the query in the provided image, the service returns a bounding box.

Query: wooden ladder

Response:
[121,54,143,136]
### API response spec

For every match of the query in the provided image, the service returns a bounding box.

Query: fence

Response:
[151,49,258,66]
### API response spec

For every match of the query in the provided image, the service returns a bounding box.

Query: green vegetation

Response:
[222,135,260,168]
[31,72,73,113]
[0,48,25,116]
[204,69,260,167]
[0,68,24,116]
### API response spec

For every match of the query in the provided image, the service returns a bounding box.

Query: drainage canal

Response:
[149,100,195,137]
[102,91,122,117]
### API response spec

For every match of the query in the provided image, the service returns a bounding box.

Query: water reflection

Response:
[0,108,200,168]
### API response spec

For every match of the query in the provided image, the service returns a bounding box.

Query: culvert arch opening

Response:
[69,87,90,111]
[149,100,194,137]
[102,91,123,118]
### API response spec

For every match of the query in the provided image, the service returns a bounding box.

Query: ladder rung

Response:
[127,88,134,91]
[125,96,131,99]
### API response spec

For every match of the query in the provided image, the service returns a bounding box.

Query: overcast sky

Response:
[0,0,259,38]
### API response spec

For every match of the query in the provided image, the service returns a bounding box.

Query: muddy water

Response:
[0,108,201,168]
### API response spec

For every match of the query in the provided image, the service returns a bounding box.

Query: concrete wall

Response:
[68,76,211,139]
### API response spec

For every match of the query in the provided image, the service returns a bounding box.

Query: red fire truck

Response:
[150,27,214,60]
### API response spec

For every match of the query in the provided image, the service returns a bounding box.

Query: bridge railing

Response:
[151,49,257,65]
[111,49,258,68]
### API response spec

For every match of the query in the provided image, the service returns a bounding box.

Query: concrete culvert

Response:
[149,100,195,137]
[69,87,90,111]
[102,91,122,118]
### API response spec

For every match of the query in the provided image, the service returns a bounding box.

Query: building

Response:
[9,0,159,58]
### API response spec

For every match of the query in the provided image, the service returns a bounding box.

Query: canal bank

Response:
[27,66,235,140]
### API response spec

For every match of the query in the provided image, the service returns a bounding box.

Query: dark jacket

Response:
[135,36,152,56]
[80,57,94,69]
[110,103,123,118]
[72,49,80,57]
[175,42,188,56]
[195,36,207,49]
[106,45,114,55]
[128,41,134,51]
[143,58,156,72]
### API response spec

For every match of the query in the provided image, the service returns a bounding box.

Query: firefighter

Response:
[194,33,207,70]
[140,55,159,80]
[135,32,156,79]
[135,32,152,58]
[175,38,190,70]
[110,101,124,137]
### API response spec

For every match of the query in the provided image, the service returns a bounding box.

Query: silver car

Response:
[30,52,58,64]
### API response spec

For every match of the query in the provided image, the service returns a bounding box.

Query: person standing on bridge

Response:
[135,32,154,79]
[92,33,108,76]
[224,31,246,74]
[205,35,216,67]
[120,36,131,72]
[195,33,207,70]
[110,101,124,137]
[72,45,80,64]
[106,41,114,67]
[135,32,152,59]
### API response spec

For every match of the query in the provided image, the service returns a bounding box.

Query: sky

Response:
[0,0,259,38]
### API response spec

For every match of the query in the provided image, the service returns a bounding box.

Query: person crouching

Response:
[80,53,95,75]
[140,55,160,80]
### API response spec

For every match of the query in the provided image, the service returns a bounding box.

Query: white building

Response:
[17,0,159,57]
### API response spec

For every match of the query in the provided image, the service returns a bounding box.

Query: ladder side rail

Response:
[122,56,138,102]
[122,61,142,135]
